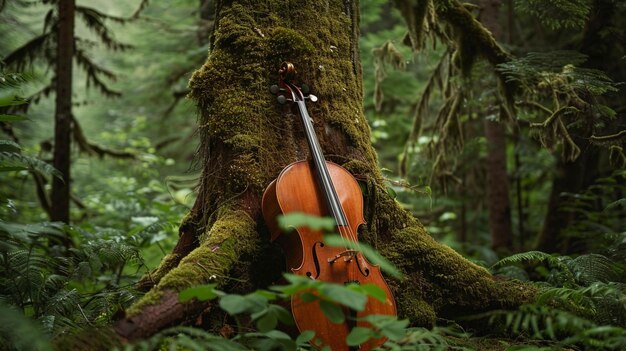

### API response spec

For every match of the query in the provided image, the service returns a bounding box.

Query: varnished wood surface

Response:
[262,160,397,351]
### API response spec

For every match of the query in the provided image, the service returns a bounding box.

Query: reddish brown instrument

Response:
[262,62,396,351]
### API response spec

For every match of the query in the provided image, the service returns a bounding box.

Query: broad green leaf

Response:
[0,166,28,172]
[0,95,28,107]
[296,330,315,345]
[219,295,248,314]
[179,284,222,302]
[254,289,279,301]
[356,283,387,303]
[255,311,277,332]
[299,292,317,302]
[346,327,373,346]
[269,304,294,325]
[361,315,408,341]
[262,330,292,341]
[319,300,345,324]
[277,213,336,231]
[0,114,28,122]
[321,284,367,311]
[220,293,268,315]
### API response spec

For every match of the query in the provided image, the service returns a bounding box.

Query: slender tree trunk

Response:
[51,0,75,224]
[479,0,513,251]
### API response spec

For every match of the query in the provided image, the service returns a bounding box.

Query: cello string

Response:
[287,79,359,254]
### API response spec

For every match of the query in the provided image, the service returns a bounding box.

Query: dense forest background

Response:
[1,0,625,350]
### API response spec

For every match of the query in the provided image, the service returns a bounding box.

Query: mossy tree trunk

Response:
[115,0,535,341]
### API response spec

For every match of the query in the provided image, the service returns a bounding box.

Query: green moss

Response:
[159,209,258,290]
[267,27,315,58]
[125,289,164,317]
[137,253,182,288]
[126,209,259,316]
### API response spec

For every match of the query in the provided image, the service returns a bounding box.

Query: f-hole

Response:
[308,241,325,279]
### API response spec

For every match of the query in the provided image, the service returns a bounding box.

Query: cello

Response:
[262,62,397,351]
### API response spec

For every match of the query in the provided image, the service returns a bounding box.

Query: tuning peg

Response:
[269,85,281,94]
[277,95,287,104]
[306,94,318,103]
[301,84,310,94]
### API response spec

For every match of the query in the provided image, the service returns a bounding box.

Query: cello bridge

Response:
[327,250,358,263]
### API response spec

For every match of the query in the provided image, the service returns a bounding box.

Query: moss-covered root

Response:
[115,208,260,340]
[381,224,537,326]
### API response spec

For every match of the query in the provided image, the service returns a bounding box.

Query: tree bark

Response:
[479,0,514,251]
[115,0,535,341]
[51,0,75,224]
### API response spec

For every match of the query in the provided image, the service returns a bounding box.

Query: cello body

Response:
[262,62,396,351]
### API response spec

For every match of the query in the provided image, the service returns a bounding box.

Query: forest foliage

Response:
[1,0,625,350]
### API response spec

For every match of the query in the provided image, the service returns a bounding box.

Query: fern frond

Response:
[492,251,560,269]
[0,151,62,178]
[2,32,55,71]
[0,140,21,152]
[496,51,586,86]
[492,251,576,286]
[0,72,31,89]
[514,0,592,30]
[568,254,618,285]
[76,6,133,51]
[73,47,121,98]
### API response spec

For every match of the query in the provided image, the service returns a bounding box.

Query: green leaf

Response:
[296,330,315,345]
[352,283,387,303]
[270,304,294,325]
[220,295,247,314]
[321,284,367,311]
[0,114,28,122]
[220,293,268,315]
[179,284,221,302]
[252,305,293,332]
[263,330,293,341]
[300,292,317,302]
[277,213,336,231]
[361,315,409,341]
[0,152,62,178]
[319,300,345,324]
[346,327,373,346]
[604,198,626,211]
[0,95,28,107]
[255,311,277,332]
[0,166,28,172]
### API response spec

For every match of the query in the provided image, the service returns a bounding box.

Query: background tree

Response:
[51,0,74,223]
[1,0,145,223]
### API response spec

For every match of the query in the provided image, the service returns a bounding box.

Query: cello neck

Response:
[294,100,349,227]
